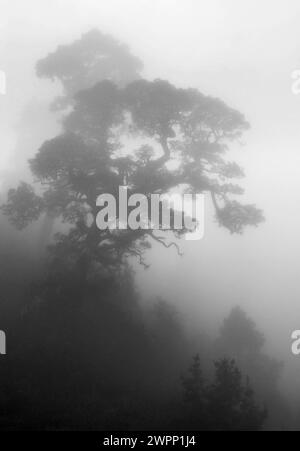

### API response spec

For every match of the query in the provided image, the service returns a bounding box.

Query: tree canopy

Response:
[36,29,143,110]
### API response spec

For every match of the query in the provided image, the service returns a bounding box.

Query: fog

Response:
[1,0,300,431]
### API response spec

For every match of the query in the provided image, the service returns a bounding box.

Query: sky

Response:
[1,0,300,398]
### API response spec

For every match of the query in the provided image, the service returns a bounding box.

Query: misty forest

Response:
[0,23,298,431]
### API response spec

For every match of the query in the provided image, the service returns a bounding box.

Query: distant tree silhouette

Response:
[218,306,265,359]
[207,358,266,430]
[182,354,203,403]
[180,355,266,431]
[216,307,288,429]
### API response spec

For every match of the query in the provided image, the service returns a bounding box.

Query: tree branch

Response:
[148,231,183,256]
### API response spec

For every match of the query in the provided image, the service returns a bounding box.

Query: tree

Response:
[2,33,264,288]
[207,358,267,430]
[216,307,283,393]
[181,354,204,404]
[180,355,266,431]
[216,307,288,429]
[217,306,265,359]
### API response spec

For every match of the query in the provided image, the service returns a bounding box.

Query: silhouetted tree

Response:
[218,306,265,359]
[2,55,264,287]
[34,30,143,251]
[216,307,288,429]
[180,355,266,431]
[182,354,203,403]
[207,358,266,430]
[0,30,266,431]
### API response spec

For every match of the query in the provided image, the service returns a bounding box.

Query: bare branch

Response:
[148,231,183,257]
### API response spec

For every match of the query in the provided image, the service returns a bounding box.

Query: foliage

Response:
[180,356,267,431]
[181,354,204,403]
[218,306,265,357]
[216,307,287,428]
[36,29,143,110]
[2,70,264,276]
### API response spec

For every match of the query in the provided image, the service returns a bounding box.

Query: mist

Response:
[1,0,300,432]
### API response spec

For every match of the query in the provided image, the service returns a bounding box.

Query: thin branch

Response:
[128,249,150,269]
[148,231,183,257]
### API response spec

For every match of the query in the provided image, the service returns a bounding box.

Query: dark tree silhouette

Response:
[216,307,288,429]
[34,30,143,251]
[180,355,266,431]
[181,354,203,404]
[2,43,264,283]
[207,358,267,431]
[218,306,265,359]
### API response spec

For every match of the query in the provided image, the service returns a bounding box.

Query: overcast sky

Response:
[1,0,300,398]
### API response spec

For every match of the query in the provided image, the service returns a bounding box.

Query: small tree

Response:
[180,354,206,430]
[216,307,285,428]
[181,354,203,404]
[207,358,267,430]
[181,356,266,431]
[218,306,265,359]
